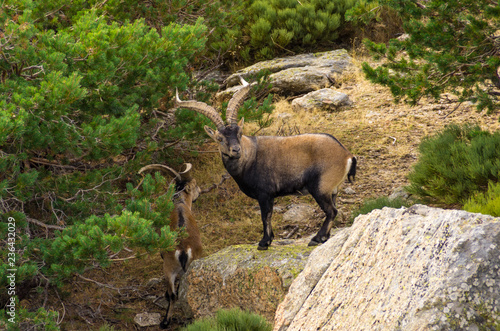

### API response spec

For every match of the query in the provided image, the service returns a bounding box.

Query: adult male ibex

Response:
[175,78,356,250]
[138,163,202,328]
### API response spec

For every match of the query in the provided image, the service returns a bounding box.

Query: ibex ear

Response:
[204,125,218,141]
[238,117,245,129]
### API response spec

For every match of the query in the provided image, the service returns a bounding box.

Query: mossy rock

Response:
[178,243,315,322]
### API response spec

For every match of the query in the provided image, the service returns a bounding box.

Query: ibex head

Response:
[174,77,251,160]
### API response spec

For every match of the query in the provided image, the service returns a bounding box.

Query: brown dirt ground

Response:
[24,55,500,330]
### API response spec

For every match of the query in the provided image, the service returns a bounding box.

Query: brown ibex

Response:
[138,163,202,328]
[174,78,356,250]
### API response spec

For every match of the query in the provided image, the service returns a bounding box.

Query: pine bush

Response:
[407,124,500,205]
[182,308,272,331]
[246,0,357,60]
[0,0,207,320]
[350,196,410,223]
[362,0,500,114]
[463,181,500,217]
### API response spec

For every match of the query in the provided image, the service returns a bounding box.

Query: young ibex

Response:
[175,78,356,250]
[138,163,202,328]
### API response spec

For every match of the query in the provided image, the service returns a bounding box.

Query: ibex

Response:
[138,163,202,329]
[174,78,356,250]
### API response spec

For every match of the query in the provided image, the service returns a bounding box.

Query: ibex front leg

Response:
[257,196,274,250]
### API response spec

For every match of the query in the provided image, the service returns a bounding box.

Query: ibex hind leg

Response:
[308,191,337,246]
[159,290,176,328]
[160,276,179,329]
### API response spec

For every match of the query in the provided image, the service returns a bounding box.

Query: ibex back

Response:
[175,78,356,250]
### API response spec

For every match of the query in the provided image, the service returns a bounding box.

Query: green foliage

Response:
[246,0,357,60]
[345,0,381,27]
[463,181,500,217]
[27,0,368,65]
[350,196,410,222]
[125,173,176,228]
[22,0,246,67]
[2,305,59,331]
[100,0,246,66]
[407,124,500,204]
[182,308,273,331]
[362,0,500,114]
[174,71,275,139]
[226,72,275,132]
[345,1,402,44]
[0,0,207,320]
[0,174,176,288]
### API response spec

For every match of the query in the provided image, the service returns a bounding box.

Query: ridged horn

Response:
[178,163,192,182]
[175,89,225,131]
[226,76,250,126]
[138,164,181,182]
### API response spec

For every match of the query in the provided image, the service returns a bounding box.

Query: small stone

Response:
[134,312,161,327]
[283,204,317,223]
[344,187,356,195]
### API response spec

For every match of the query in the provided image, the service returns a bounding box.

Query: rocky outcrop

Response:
[224,49,352,96]
[291,88,352,112]
[178,243,314,322]
[274,205,500,331]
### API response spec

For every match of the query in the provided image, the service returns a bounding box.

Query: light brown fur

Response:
[134,162,204,329]
[160,178,202,328]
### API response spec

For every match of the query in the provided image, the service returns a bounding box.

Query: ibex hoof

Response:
[257,244,269,250]
[308,240,320,246]
[159,318,171,329]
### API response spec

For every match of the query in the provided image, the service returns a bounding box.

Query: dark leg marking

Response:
[257,196,274,250]
[308,191,337,246]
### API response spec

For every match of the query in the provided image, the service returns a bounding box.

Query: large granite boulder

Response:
[222,49,352,96]
[178,243,314,322]
[274,205,500,331]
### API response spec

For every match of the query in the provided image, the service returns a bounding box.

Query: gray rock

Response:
[270,67,333,95]
[343,187,356,195]
[282,204,317,223]
[389,186,410,201]
[274,205,500,331]
[145,277,162,288]
[291,88,352,112]
[178,244,315,322]
[225,50,352,95]
[134,312,161,327]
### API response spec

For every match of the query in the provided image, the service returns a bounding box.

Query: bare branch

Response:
[200,172,231,194]
[26,217,65,231]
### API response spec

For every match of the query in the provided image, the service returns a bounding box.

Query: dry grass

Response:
[187,54,500,256]
[44,53,500,330]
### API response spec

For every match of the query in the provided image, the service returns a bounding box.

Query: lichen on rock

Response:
[274,205,500,331]
[178,243,314,322]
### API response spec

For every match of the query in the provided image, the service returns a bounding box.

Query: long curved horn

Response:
[226,76,250,126]
[138,164,181,182]
[175,89,225,131]
[178,163,192,182]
